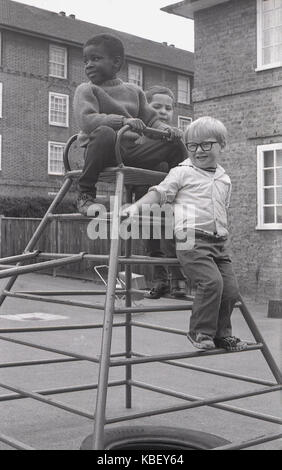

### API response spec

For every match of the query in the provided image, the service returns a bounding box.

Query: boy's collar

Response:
[180,158,226,175]
[89,78,123,87]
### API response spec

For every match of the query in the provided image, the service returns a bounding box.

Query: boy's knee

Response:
[204,275,223,295]
[90,126,116,143]
[222,281,240,302]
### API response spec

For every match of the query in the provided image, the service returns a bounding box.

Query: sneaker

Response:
[187,332,215,350]
[214,336,248,352]
[77,192,97,216]
[77,192,109,216]
[170,287,187,298]
[144,282,170,299]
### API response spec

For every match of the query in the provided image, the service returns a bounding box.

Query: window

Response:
[49,93,69,127]
[257,0,282,70]
[48,141,65,175]
[178,116,192,132]
[0,82,2,118]
[177,75,191,104]
[49,45,67,78]
[128,63,143,87]
[0,31,2,66]
[257,143,282,229]
[0,135,2,171]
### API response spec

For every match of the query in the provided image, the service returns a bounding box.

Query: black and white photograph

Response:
[0,0,281,453]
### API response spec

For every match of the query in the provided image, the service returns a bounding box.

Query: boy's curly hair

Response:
[84,33,125,64]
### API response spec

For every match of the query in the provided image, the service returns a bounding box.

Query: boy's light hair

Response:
[145,86,175,105]
[185,116,228,148]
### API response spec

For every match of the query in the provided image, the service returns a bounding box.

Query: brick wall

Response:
[193,0,282,300]
[0,29,193,201]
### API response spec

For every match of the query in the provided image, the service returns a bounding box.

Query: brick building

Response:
[0,0,194,200]
[163,0,282,300]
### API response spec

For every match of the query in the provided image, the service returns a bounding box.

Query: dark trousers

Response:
[78,126,184,194]
[176,237,239,338]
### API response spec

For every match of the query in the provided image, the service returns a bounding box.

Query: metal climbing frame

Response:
[0,126,281,450]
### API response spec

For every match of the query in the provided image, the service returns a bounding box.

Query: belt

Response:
[176,229,228,243]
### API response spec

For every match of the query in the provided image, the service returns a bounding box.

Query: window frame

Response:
[177,75,191,105]
[49,44,68,79]
[257,142,282,230]
[128,63,143,88]
[0,31,2,66]
[0,82,2,118]
[256,0,282,71]
[178,115,192,132]
[48,141,65,176]
[48,92,69,127]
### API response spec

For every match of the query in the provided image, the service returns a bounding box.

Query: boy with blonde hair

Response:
[125,116,247,351]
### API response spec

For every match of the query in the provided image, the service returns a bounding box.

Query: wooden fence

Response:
[0,215,153,283]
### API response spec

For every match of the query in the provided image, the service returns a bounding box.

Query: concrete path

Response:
[0,273,281,450]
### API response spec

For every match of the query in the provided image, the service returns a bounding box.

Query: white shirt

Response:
[149,158,232,237]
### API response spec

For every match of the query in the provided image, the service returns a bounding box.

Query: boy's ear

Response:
[113,55,123,71]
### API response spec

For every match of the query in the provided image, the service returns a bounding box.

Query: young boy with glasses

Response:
[124,116,247,352]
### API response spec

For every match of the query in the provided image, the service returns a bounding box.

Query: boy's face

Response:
[187,130,224,169]
[83,44,121,85]
[148,93,174,124]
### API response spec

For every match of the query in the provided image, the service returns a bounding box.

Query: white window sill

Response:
[255,63,282,72]
[49,123,69,128]
[256,224,282,230]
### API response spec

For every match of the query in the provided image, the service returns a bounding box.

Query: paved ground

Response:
[0,273,281,450]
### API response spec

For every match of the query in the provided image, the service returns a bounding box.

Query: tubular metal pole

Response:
[125,187,133,409]
[92,170,124,450]
[238,295,282,384]
[0,177,73,308]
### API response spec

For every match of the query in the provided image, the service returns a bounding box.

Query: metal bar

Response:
[0,322,126,334]
[0,177,73,307]
[125,187,133,410]
[106,384,282,425]
[0,251,39,265]
[0,380,94,420]
[132,351,276,387]
[38,252,181,265]
[15,289,108,296]
[0,433,35,450]
[238,295,282,384]
[109,343,263,367]
[93,169,125,450]
[0,357,81,369]
[3,290,106,310]
[0,334,101,363]
[0,380,126,403]
[131,321,188,336]
[131,379,282,425]
[0,253,85,279]
[115,304,192,314]
[213,432,282,450]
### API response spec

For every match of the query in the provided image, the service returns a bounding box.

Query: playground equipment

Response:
[0,126,281,450]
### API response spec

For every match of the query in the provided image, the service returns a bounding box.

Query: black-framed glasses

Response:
[186,142,218,152]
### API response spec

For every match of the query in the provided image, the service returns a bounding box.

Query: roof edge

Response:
[162,0,230,19]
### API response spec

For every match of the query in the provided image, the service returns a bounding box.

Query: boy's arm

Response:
[73,83,125,133]
[124,190,161,218]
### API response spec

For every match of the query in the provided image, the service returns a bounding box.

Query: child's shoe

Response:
[187,332,215,350]
[144,282,170,299]
[77,192,97,216]
[214,336,248,352]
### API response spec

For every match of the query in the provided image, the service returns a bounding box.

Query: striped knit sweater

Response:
[73,78,170,146]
